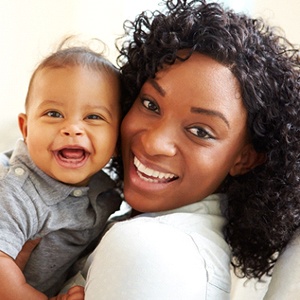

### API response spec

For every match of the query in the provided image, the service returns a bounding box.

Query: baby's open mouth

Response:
[59,148,86,160]
[53,147,90,168]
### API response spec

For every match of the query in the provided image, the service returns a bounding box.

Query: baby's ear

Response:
[229,144,266,176]
[18,113,28,140]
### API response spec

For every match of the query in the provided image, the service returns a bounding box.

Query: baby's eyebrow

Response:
[191,107,230,128]
[149,79,166,96]
[37,99,63,108]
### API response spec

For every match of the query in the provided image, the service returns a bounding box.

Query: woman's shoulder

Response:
[84,194,231,299]
[86,211,231,299]
[116,193,229,252]
[108,214,230,267]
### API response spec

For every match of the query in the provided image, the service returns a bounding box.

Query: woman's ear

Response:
[229,144,266,176]
[18,113,28,141]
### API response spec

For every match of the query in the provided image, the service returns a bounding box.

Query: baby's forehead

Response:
[29,63,116,89]
[26,64,121,111]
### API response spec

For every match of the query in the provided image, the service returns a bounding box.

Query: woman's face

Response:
[121,53,250,212]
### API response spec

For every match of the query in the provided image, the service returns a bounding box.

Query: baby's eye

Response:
[142,99,159,113]
[86,114,102,120]
[188,127,214,139]
[46,111,63,118]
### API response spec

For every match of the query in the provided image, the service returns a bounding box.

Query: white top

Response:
[263,229,300,300]
[84,194,231,300]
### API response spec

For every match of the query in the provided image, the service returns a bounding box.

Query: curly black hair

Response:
[117,0,300,279]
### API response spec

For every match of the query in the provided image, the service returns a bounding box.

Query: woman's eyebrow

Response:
[191,107,230,128]
[149,79,166,96]
[148,78,230,128]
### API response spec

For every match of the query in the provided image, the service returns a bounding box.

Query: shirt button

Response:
[15,167,25,176]
[72,189,83,197]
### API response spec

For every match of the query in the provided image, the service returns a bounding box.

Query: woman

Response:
[83,0,299,299]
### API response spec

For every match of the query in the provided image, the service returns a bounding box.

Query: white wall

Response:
[253,0,300,44]
[0,0,159,151]
[0,0,299,153]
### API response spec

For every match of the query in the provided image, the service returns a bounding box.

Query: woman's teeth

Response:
[133,156,176,182]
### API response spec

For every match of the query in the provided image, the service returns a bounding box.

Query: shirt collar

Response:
[142,193,227,218]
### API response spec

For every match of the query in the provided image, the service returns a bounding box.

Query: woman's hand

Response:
[15,238,41,270]
[50,286,84,300]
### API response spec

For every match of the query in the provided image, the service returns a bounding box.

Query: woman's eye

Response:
[142,99,159,113]
[46,111,63,118]
[188,127,214,139]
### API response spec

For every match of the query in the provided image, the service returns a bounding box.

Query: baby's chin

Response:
[42,169,91,187]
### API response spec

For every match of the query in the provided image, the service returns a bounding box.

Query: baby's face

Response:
[19,65,120,186]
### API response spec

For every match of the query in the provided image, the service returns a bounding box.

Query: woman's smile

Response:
[121,53,249,212]
[133,156,178,183]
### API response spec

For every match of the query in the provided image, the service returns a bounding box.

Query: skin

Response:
[0,65,120,299]
[19,65,120,186]
[121,53,261,212]
[55,286,84,300]
[15,238,41,271]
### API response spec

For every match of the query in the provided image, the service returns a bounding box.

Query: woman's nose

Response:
[61,123,84,137]
[140,122,177,157]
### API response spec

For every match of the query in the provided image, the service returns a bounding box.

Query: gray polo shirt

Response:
[0,140,121,296]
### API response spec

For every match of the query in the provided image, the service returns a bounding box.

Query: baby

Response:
[0,40,122,299]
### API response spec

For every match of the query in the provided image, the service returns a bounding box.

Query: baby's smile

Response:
[53,146,90,168]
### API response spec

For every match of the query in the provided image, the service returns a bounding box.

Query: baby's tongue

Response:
[60,149,84,159]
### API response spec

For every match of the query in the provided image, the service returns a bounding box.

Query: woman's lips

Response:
[133,156,178,183]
